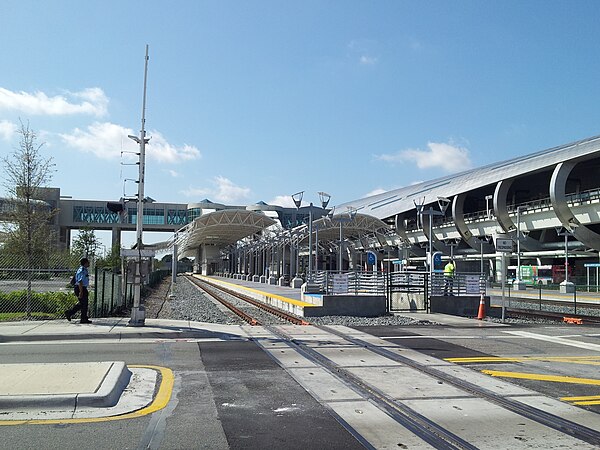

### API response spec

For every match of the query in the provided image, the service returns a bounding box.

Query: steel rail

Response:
[191,276,310,326]
[261,324,476,450]
[185,276,259,326]
[507,308,600,324]
[318,325,600,447]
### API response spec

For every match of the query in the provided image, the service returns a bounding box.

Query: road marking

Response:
[0,337,237,346]
[482,370,600,386]
[561,395,600,401]
[0,364,174,426]
[503,330,600,352]
[380,335,525,340]
[447,355,600,364]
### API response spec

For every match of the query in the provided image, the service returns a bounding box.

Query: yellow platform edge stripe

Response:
[194,274,314,308]
[0,364,174,426]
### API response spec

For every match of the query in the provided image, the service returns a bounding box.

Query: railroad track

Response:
[507,307,600,324]
[185,275,309,326]
[262,323,600,449]
[186,276,600,447]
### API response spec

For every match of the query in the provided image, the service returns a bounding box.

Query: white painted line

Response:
[0,337,241,346]
[380,335,527,340]
[503,330,600,352]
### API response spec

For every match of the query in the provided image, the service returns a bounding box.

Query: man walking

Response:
[66,258,92,324]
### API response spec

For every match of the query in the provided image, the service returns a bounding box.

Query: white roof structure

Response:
[178,209,276,256]
[336,134,600,220]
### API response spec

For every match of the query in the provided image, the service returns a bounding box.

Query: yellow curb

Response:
[0,364,174,426]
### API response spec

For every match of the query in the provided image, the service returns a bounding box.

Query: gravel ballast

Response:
[151,277,572,326]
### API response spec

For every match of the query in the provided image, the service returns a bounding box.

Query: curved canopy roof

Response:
[180,209,276,255]
[307,213,390,243]
[335,134,600,220]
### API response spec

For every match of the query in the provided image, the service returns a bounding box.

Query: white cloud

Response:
[377,142,472,173]
[181,176,251,204]
[348,39,379,66]
[267,195,297,208]
[0,120,16,140]
[0,87,108,117]
[166,169,181,178]
[59,122,201,163]
[359,55,378,65]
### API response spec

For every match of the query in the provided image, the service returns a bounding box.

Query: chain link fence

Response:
[0,252,125,322]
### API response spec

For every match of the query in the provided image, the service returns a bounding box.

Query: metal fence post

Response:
[101,269,106,316]
[574,288,577,315]
[94,265,98,318]
[110,270,115,314]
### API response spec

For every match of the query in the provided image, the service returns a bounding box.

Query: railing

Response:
[93,267,122,317]
[429,272,486,297]
[488,282,600,317]
[311,270,387,296]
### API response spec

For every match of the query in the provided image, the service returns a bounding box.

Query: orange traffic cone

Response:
[477,294,486,320]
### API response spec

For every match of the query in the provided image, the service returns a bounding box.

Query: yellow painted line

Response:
[573,400,600,406]
[561,394,600,401]
[446,357,526,363]
[482,370,600,386]
[446,355,600,364]
[0,364,174,426]
[195,274,314,308]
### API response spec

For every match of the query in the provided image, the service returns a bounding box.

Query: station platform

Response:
[194,274,387,317]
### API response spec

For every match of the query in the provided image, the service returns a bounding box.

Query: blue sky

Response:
[2,1,600,247]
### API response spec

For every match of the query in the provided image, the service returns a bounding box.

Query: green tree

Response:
[71,227,101,259]
[96,243,121,270]
[1,121,55,317]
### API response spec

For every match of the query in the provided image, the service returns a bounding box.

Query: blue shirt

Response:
[75,266,89,288]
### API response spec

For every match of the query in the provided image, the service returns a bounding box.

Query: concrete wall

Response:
[390,292,426,311]
[303,295,387,318]
[430,295,490,317]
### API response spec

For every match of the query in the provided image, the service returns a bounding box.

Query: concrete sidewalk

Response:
[0,318,251,343]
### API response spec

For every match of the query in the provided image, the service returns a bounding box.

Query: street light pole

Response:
[514,206,527,290]
[128,45,151,327]
[308,202,313,280]
[556,225,577,293]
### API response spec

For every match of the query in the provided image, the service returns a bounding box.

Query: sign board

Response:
[331,273,349,295]
[495,238,513,253]
[465,275,481,294]
[120,249,156,258]
[432,251,443,272]
[366,251,377,266]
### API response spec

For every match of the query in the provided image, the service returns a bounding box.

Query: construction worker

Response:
[443,259,456,296]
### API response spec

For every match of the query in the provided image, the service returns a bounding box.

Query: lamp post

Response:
[315,191,331,275]
[415,197,450,286]
[485,195,493,220]
[291,191,330,283]
[329,208,357,273]
[556,225,577,293]
[513,206,527,291]
[477,236,491,276]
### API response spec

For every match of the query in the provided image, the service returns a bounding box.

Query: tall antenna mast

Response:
[127,44,150,327]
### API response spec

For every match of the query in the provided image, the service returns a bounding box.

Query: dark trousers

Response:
[443,276,454,295]
[67,287,89,322]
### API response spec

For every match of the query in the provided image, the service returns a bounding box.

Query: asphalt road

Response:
[3,322,600,449]
[0,338,363,450]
